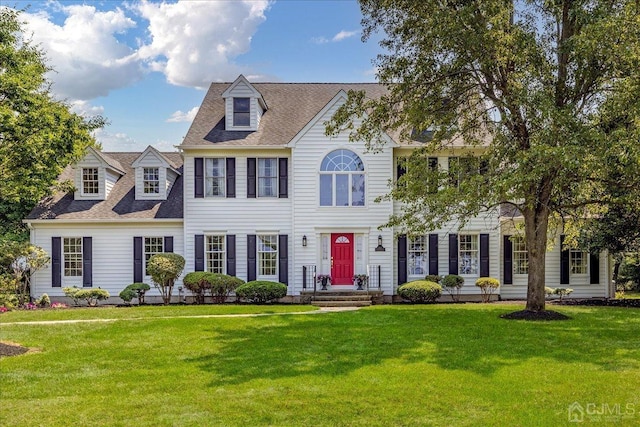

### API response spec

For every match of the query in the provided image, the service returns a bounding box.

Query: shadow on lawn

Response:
[187,305,640,386]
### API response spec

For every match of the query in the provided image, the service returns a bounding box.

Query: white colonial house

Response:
[25,75,614,302]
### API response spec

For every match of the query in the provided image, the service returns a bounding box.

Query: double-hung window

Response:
[82,168,99,195]
[319,149,365,207]
[233,98,250,127]
[512,236,528,274]
[143,167,160,194]
[570,249,588,275]
[206,235,225,274]
[258,235,278,277]
[258,158,277,197]
[408,236,427,276]
[144,237,164,276]
[205,158,225,197]
[459,234,479,275]
[63,237,83,277]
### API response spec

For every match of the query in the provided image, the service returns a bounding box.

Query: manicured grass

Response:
[1,304,639,426]
[620,291,640,299]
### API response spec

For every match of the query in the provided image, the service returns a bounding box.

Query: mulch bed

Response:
[0,342,29,358]
[500,310,571,321]
[556,298,640,308]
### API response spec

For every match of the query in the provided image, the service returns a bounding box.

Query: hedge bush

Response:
[441,274,465,302]
[74,288,110,307]
[397,280,442,303]
[63,286,82,306]
[475,277,500,303]
[235,281,287,304]
[182,272,211,304]
[209,273,244,303]
[147,253,185,305]
[425,274,442,283]
[119,283,150,305]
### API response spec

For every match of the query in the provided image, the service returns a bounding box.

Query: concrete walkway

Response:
[0,306,361,326]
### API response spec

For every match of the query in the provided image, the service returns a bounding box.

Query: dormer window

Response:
[233,98,250,127]
[143,167,160,194]
[82,168,99,195]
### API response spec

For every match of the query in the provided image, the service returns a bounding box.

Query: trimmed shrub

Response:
[182,272,211,304]
[0,293,19,310]
[475,277,500,303]
[545,287,555,298]
[119,288,136,304]
[441,274,464,302]
[425,274,442,283]
[235,281,287,304]
[554,287,574,301]
[147,253,185,305]
[63,286,82,306]
[36,293,50,307]
[397,280,442,303]
[74,288,110,307]
[209,274,244,304]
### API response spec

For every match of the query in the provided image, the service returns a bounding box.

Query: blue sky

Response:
[11,1,382,152]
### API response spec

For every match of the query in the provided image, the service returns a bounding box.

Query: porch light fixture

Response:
[375,234,385,252]
[302,235,307,247]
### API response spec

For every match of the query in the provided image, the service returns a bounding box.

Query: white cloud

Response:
[93,129,141,151]
[69,100,105,117]
[23,4,143,100]
[135,0,271,88]
[311,36,329,45]
[167,106,199,123]
[332,30,359,42]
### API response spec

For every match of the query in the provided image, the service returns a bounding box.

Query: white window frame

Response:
[233,97,251,127]
[143,167,160,194]
[258,158,277,197]
[570,249,589,275]
[512,236,529,275]
[408,236,428,277]
[82,168,99,195]
[458,234,479,276]
[144,237,164,276]
[205,158,226,197]
[63,237,83,278]
[319,150,366,207]
[257,234,278,279]
[205,235,226,274]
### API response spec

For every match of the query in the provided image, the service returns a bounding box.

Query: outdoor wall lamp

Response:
[302,235,307,247]
[375,234,386,252]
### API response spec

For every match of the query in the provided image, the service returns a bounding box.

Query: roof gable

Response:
[132,145,181,175]
[86,147,126,175]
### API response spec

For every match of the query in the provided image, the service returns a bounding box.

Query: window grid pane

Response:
[233,98,250,126]
[63,237,82,277]
[143,167,160,194]
[258,158,277,197]
[258,235,278,276]
[459,234,479,275]
[205,158,225,197]
[409,236,427,276]
[570,250,588,274]
[82,168,99,194]
[206,235,225,274]
[319,150,365,207]
[512,237,528,275]
[144,237,164,276]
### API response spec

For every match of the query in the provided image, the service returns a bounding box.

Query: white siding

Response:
[224,80,262,131]
[74,152,105,200]
[133,150,172,200]
[30,222,184,301]
[105,170,119,198]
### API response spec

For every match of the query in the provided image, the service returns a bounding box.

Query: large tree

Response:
[0,8,104,239]
[327,0,640,312]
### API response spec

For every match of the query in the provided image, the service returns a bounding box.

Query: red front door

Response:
[331,233,354,285]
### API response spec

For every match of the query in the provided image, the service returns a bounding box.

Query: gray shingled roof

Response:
[180,83,391,147]
[26,153,183,221]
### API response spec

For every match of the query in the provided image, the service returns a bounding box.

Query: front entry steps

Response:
[302,291,383,307]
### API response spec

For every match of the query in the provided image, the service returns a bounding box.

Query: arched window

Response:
[319,149,365,206]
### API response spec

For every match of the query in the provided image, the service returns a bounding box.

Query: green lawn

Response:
[1,304,639,426]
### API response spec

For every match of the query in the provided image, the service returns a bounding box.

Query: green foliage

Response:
[0,239,50,304]
[441,274,464,302]
[0,293,19,310]
[119,283,151,304]
[235,281,287,304]
[475,278,500,303]
[35,293,50,308]
[424,274,442,284]
[209,273,244,304]
[182,272,211,304]
[554,288,574,301]
[74,288,110,307]
[147,253,185,305]
[397,280,442,303]
[0,9,105,236]
[63,286,82,306]
[119,289,136,304]
[545,287,556,297]
[327,0,640,312]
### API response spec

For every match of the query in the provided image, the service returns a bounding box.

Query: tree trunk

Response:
[523,203,551,312]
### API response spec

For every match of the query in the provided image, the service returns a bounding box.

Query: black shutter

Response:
[247,234,257,281]
[428,157,439,193]
[448,234,458,274]
[194,234,204,272]
[227,235,236,276]
[164,236,174,253]
[133,237,143,283]
[226,157,236,198]
[590,252,600,284]
[503,235,513,285]
[397,159,406,181]
[560,235,570,285]
[480,234,490,277]
[278,158,288,198]
[194,157,204,198]
[247,158,256,198]
[428,234,438,275]
[278,234,288,285]
[52,237,61,287]
[398,235,407,285]
[82,237,92,287]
